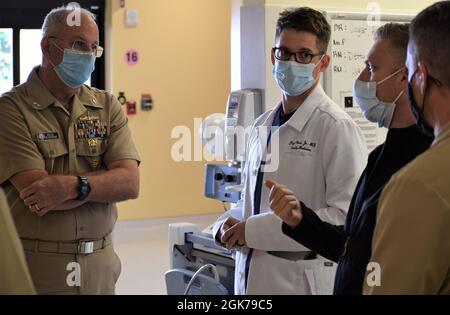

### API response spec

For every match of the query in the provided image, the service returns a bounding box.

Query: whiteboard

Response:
[323,12,413,151]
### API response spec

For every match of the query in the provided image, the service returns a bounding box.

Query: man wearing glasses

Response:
[0,6,140,294]
[213,7,367,295]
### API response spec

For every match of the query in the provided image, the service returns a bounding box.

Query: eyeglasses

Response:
[273,47,324,64]
[49,36,104,58]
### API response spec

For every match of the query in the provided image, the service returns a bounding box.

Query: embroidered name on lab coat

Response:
[288,140,317,153]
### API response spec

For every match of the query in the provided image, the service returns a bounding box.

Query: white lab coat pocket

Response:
[305,257,337,295]
[246,251,336,295]
[246,251,303,295]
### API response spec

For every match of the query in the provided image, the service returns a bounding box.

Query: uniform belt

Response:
[20,234,112,255]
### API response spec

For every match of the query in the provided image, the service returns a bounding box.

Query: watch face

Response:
[81,185,89,194]
[77,177,91,200]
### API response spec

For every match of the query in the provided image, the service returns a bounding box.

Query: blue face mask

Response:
[273,58,322,97]
[51,43,96,88]
[353,68,404,128]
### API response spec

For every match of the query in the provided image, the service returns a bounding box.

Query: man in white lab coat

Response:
[212,7,367,295]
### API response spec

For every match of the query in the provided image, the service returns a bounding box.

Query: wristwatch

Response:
[75,176,91,201]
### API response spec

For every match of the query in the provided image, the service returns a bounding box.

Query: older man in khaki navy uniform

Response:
[0,6,140,294]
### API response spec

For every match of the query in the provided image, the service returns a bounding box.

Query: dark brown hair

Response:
[275,7,331,52]
[410,1,450,87]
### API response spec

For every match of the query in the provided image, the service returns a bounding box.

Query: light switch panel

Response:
[125,9,138,28]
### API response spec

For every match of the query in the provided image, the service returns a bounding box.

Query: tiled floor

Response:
[112,214,219,295]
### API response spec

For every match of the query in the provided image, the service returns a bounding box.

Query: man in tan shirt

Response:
[364,1,450,294]
[0,189,35,294]
[0,5,140,294]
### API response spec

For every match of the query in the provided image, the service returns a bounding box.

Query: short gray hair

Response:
[42,3,97,37]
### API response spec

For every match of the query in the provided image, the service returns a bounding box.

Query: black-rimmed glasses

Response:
[273,47,324,64]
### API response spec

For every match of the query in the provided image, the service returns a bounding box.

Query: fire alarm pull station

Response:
[126,100,137,115]
[118,92,127,105]
[141,94,153,111]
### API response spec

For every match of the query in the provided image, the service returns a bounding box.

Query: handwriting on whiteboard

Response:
[331,21,378,76]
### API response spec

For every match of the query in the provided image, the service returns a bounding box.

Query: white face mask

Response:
[353,67,405,128]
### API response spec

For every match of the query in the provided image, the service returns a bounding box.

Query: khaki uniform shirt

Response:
[364,124,450,294]
[0,188,35,294]
[0,67,140,242]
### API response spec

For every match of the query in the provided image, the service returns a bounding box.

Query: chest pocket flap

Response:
[35,136,68,174]
[36,138,68,159]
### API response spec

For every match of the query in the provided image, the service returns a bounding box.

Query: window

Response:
[0,29,13,95]
[20,29,42,84]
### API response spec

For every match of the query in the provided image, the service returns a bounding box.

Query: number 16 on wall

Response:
[125,49,139,66]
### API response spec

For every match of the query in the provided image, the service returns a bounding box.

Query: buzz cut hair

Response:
[410,1,450,88]
[373,23,410,69]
